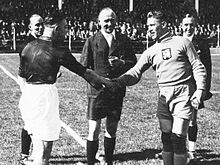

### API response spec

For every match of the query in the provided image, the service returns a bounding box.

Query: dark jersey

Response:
[18,38,86,84]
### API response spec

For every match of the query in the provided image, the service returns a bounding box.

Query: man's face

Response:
[29,17,43,38]
[98,10,116,33]
[147,17,163,40]
[182,17,195,37]
[54,19,68,42]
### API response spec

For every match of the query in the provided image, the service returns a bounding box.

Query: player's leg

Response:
[172,117,189,165]
[170,82,195,165]
[159,119,174,165]
[188,108,198,161]
[86,97,103,165]
[31,136,53,165]
[21,128,32,158]
[157,86,175,165]
[87,119,101,165]
[104,116,119,165]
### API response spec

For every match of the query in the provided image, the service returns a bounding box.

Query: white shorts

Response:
[19,83,61,141]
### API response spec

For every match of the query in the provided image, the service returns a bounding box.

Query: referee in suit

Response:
[80,7,137,165]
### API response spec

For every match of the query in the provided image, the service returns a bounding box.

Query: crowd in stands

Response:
[0,0,219,49]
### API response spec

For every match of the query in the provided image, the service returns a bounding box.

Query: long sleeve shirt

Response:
[18,38,86,84]
[118,33,207,90]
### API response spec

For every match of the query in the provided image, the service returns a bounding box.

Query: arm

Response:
[186,41,207,90]
[103,51,151,89]
[186,41,207,103]
[59,47,104,90]
[117,52,151,86]
[199,39,212,99]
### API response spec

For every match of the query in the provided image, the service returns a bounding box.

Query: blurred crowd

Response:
[0,0,219,48]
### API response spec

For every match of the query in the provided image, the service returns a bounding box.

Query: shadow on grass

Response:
[49,149,220,164]
[114,148,160,162]
[50,154,86,164]
[188,149,220,165]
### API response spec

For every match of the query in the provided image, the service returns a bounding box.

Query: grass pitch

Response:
[0,54,220,165]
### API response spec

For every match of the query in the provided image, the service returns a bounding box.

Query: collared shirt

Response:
[101,29,116,47]
[157,32,170,43]
[118,32,206,90]
[183,33,194,41]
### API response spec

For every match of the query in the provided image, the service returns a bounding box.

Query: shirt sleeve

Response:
[58,48,86,76]
[185,40,207,90]
[117,50,151,86]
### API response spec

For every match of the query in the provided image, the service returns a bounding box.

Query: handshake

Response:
[100,77,123,93]
[83,69,124,92]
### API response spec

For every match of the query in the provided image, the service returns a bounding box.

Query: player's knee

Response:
[105,126,117,138]
[88,120,101,140]
[161,132,173,152]
[188,124,198,142]
[88,127,100,141]
[105,121,118,138]
[88,132,99,141]
[171,133,187,154]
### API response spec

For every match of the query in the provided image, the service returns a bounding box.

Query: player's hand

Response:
[101,78,123,93]
[83,69,105,90]
[190,89,205,109]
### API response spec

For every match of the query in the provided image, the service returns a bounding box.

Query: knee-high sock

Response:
[162,152,174,165]
[173,153,187,165]
[104,137,116,163]
[21,128,32,155]
[87,140,99,165]
[188,124,198,152]
[188,124,198,142]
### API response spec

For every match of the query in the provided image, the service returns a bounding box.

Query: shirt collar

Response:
[183,34,194,41]
[101,29,116,40]
[157,32,172,43]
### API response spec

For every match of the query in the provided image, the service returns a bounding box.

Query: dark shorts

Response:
[87,96,123,121]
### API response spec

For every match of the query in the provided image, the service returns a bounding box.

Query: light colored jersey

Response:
[119,33,206,90]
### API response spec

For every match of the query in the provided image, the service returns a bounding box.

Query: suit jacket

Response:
[192,35,212,100]
[80,31,137,100]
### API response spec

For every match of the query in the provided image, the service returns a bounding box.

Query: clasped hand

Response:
[100,77,122,93]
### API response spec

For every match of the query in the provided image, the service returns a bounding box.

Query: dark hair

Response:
[43,11,65,26]
[182,13,197,24]
[147,10,168,22]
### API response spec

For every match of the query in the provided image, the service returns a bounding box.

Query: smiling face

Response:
[147,17,164,40]
[182,17,195,37]
[98,9,116,34]
[29,16,44,38]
